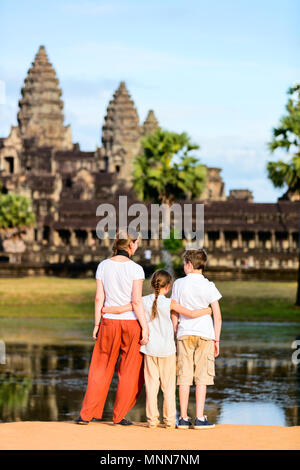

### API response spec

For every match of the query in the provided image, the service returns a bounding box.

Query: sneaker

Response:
[177,417,192,429]
[114,418,133,426]
[194,416,215,429]
[74,415,89,425]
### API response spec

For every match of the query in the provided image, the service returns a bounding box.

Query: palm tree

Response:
[267,83,300,305]
[133,129,207,205]
[133,129,207,273]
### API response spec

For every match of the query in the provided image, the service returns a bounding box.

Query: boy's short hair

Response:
[183,249,208,270]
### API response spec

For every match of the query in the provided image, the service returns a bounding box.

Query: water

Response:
[0,321,299,426]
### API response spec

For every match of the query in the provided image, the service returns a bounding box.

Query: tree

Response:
[0,193,35,230]
[266,83,300,305]
[133,129,207,206]
[267,84,300,197]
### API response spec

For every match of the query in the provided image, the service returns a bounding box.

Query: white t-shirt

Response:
[171,273,222,340]
[95,258,145,320]
[140,294,176,357]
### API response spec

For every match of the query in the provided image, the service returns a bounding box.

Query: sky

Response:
[0,0,299,202]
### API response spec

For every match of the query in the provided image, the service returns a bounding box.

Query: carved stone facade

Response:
[0,46,298,275]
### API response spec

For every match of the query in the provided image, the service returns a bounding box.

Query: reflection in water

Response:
[218,402,286,426]
[0,322,299,426]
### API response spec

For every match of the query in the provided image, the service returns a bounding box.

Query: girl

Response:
[104,269,212,429]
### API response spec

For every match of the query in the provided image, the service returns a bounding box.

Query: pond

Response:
[0,320,299,426]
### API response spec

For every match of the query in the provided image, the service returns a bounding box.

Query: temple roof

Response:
[102,81,141,145]
[17,45,72,150]
[143,110,159,135]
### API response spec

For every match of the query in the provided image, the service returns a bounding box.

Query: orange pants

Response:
[80,318,144,423]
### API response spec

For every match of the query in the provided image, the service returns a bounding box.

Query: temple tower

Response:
[101,81,141,182]
[142,110,159,135]
[17,45,72,150]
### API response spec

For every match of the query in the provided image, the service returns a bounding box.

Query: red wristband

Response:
[214,340,220,343]
[101,306,104,314]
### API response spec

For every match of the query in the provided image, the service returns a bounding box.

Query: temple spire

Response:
[101,81,141,182]
[143,109,159,135]
[17,45,72,150]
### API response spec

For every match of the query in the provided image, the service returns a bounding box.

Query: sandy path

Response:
[0,421,299,450]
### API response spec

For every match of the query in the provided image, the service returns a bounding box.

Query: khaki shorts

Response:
[176,335,215,386]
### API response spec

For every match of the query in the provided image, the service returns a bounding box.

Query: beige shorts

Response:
[176,335,215,386]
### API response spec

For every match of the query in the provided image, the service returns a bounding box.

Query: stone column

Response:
[219,230,225,250]
[271,230,276,251]
[87,231,94,247]
[237,230,242,249]
[288,231,293,252]
[254,231,259,249]
[53,230,60,247]
[104,231,110,247]
[70,230,77,247]
[204,232,209,249]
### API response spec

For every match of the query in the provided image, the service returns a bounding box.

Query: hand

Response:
[140,327,149,345]
[93,325,100,341]
[214,341,220,358]
[208,307,212,315]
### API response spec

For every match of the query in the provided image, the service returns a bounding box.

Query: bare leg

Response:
[196,384,206,418]
[179,385,190,418]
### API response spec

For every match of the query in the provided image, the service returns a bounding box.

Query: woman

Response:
[75,230,149,426]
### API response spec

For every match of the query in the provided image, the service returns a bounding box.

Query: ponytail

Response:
[150,269,172,321]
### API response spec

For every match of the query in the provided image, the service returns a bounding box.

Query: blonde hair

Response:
[150,269,172,321]
[112,229,137,256]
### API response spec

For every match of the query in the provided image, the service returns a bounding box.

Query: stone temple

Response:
[0,46,298,278]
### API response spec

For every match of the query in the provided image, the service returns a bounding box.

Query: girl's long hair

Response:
[150,269,172,321]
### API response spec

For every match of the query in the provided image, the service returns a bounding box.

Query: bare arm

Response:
[132,279,149,345]
[102,303,133,314]
[211,300,222,357]
[170,300,212,318]
[171,310,179,336]
[93,279,105,340]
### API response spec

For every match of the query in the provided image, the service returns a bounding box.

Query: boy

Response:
[171,249,222,429]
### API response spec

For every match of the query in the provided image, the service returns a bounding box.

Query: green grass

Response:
[0,277,299,322]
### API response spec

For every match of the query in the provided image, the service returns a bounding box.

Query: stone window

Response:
[104,156,109,172]
[241,231,254,248]
[92,230,101,245]
[258,231,271,249]
[43,226,50,242]
[65,177,72,188]
[4,156,14,174]
[75,230,87,245]
[58,230,71,246]
[207,231,219,249]
[224,231,237,249]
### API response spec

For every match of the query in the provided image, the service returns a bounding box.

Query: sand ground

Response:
[0,421,299,450]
